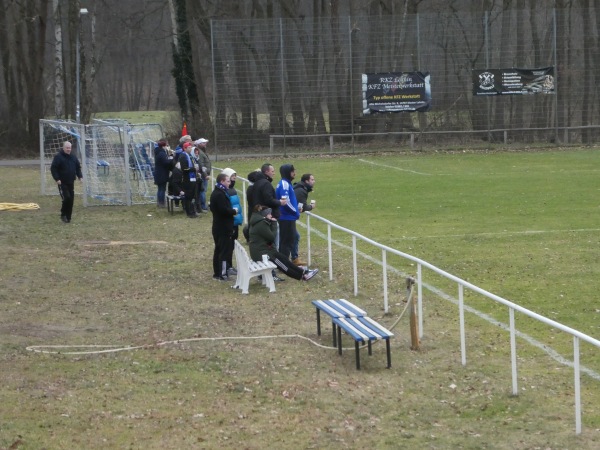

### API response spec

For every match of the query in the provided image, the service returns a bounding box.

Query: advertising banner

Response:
[362,72,431,114]
[472,67,555,96]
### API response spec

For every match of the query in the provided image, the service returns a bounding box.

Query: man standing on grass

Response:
[50,141,82,223]
[276,164,300,261]
[292,173,316,265]
[194,138,211,211]
[209,173,238,281]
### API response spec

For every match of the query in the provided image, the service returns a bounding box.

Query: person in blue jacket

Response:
[50,141,83,223]
[221,168,243,276]
[276,164,300,260]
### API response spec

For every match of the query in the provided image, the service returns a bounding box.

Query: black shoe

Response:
[213,275,229,282]
[273,275,285,282]
[187,213,199,218]
[61,215,68,223]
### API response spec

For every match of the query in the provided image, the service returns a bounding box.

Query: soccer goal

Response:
[40,119,164,206]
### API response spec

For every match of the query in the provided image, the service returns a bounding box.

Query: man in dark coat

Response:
[50,141,83,223]
[179,142,199,218]
[209,173,238,281]
[291,173,316,265]
[153,139,172,208]
[251,163,287,248]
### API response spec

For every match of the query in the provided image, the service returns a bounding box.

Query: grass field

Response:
[1,148,599,449]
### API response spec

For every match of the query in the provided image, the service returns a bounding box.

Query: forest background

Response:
[1,0,599,157]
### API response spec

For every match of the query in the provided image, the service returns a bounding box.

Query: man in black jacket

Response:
[50,141,83,223]
[209,173,238,281]
[252,163,287,246]
[292,173,316,265]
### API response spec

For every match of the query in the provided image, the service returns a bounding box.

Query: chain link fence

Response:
[208,9,599,156]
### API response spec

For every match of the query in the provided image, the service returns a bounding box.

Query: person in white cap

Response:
[194,138,211,211]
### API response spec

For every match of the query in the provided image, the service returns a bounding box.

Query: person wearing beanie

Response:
[248,205,318,282]
[221,168,243,276]
[276,163,300,261]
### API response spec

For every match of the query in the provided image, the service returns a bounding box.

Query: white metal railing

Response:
[212,167,599,435]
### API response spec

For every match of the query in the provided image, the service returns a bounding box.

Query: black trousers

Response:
[58,183,75,220]
[268,250,304,280]
[278,219,297,260]
[212,228,233,277]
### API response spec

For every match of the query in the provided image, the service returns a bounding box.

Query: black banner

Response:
[362,72,431,114]
[473,67,555,96]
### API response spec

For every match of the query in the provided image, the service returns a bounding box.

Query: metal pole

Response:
[75,8,88,123]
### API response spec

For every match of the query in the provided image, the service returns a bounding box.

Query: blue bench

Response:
[97,160,110,175]
[312,299,394,370]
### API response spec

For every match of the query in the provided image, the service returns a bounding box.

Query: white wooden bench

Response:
[312,299,394,370]
[233,240,277,294]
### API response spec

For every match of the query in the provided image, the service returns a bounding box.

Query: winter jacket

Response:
[227,184,243,227]
[51,150,82,183]
[252,171,281,218]
[293,181,314,212]
[153,146,171,185]
[248,212,277,261]
[276,164,299,221]
[198,150,211,176]
[209,184,236,233]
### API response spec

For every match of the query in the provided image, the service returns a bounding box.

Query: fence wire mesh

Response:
[208,9,599,155]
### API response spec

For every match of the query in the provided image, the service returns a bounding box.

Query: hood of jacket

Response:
[279,163,295,181]
[247,170,261,183]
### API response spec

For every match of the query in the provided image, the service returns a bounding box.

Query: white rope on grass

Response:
[27,287,415,356]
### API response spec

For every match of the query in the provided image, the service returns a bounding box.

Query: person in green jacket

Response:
[248,205,318,281]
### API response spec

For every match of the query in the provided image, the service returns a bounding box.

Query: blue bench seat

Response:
[312,299,394,370]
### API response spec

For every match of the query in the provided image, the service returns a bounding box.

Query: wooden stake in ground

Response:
[407,277,420,351]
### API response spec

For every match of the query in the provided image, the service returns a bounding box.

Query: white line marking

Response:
[358,158,433,175]
[395,228,600,240]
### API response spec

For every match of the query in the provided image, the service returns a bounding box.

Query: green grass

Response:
[1,149,600,449]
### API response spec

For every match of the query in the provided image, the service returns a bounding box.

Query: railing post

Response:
[327,224,333,281]
[382,249,388,312]
[306,214,311,267]
[509,307,518,395]
[329,135,333,152]
[417,263,423,338]
[353,235,358,296]
[574,336,582,434]
[459,283,466,366]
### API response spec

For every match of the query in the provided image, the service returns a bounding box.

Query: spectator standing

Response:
[192,147,203,213]
[194,138,211,211]
[249,206,318,281]
[209,173,238,281]
[291,173,316,265]
[252,163,287,247]
[179,142,198,218]
[153,139,172,208]
[50,141,83,223]
[276,164,300,261]
[252,163,288,281]
[221,168,243,275]
[243,170,261,242]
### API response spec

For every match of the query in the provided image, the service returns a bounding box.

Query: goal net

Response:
[40,119,164,206]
